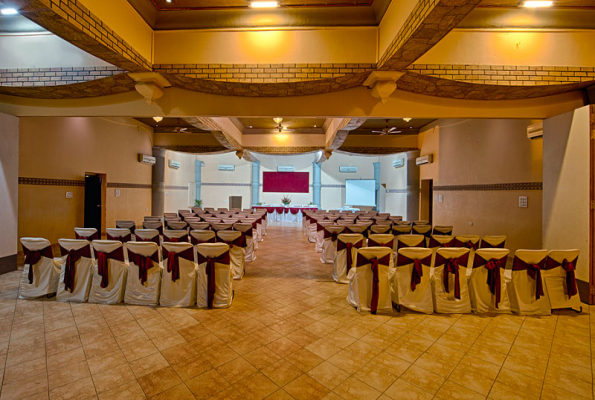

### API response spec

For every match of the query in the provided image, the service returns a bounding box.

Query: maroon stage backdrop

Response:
[263,172,309,193]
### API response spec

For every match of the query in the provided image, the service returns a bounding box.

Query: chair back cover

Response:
[481,235,507,248]
[367,234,395,248]
[125,242,161,306]
[469,248,510,313]
[56,239,94,303]
[396,234,426,250]
[321,225,345,264]
[454,235,480,250]
[196,243,233,308]
[144,216,161,221]
[389,216,403,222]
[106,228,132,242]
[414,220,430,225]
[89,240,127,304]
[543,249,581,311]
[190,230,217,245]
[74,227,98,240]
[347,247,394,314]
[397,221,412,226]
[394,247,434,314]
[212,223,233,232]
[428,235,455,249]
[167,220,188,230]
[412,224,432,237]
[345,224,368,234]
[189,222,210,231]
[164,212,178,218]
[143,221,163,233]
[116,220,136,233]
[217,230,245,279]
[508,249,550,315]
[160,242,197,307]
[433,225,453,236]
[375,213,390,221]
[370,225,392,234]
[163,230,189,243]
[392,225,412,235]
[19,237,61,299]
[432,247,471,313]
[333,233,365,284]
[135,229,160,244]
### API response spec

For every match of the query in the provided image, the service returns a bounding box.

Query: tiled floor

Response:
[0,224,594,400]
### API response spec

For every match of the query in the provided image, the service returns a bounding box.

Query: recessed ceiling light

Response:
[250,1,279,8]
[249,126,253,128]
[153,116,163,122]
[1,8,18,15]
[523,1,553,7]
[166,0,172,2]
[314,125,317,128]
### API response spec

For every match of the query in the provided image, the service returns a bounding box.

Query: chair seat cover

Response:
[56,239,94,303]
[160,243,197,307]
[196,243,233,308]
[19,238,61,299]
[333,234,364,284]
[347,247,395,314]
[393,248,433,314]
[507,250,551,315]
[321,226,345,264]
[543,250,581,311]
[432,248,471,313]
[468,249,511,313]
[217,231,246,279]
[124,242,162,306]
[89,241,128,305]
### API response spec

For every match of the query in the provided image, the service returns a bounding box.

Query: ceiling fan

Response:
[173,126,188,133]
[372,119,402,136]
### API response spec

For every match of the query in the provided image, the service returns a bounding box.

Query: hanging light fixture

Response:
[402,118,412,122]
[273,117,283,124]
[153,116,163,123]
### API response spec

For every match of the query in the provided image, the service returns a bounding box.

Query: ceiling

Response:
[237,117,326,133]
[0,14,46,33]
[350,118,435,135]
[136,117,210,133]
[127,0,391,29]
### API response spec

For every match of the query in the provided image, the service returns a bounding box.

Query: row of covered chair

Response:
[343,245,580,315]
[19,238,236,309]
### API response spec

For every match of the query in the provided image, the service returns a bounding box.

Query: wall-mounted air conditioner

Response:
[527,121,543,140]
[415,155,433,166]
[138,154,156,165]
[339,166,358,173]
[393,158,404,168]
[168,160,181,169]
[218,164,235,171]
[277,166,294,172]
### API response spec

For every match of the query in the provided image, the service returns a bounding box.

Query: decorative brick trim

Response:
[158,145,228,153]
[434,182,543,191]
[337,147,417,155]
[19,177,85,186]
[154,63,376,84]
[0,66,124,87]
[386,189,408,194]
[107,182,151,189]
[17,0,150,72]
[202,183,251,187]
[408,64,595,86]
[165,185,188,190]
[320,184,345,188]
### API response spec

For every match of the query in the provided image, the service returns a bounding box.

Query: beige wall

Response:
[379,153,408,218]
[543,106,591,282]
[0,113,19,259]
[420,119,543,254]
[18,117,153,245]
[321,152,376,210]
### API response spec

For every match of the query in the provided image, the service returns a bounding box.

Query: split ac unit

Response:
[415,154,433,166]
[138,154,156,165]
[527,121,543,140]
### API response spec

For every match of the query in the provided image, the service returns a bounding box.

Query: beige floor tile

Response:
[487,381,538,400]
[48,376,96,400]
[449,368,495,396]
[244,346,283,370]
[97,380,146,400]
[201,344,240,368]
[233,372,280,400]
[286,348,325,372]
[266,337,302,357]
[307,361,349,390]
[436,380,486,400]
[400,365,445,395]
[186,369,230,399]
[261,359,304,387]
[86,349,127,375]
[138,366,182,397]
[129,352,169,379]
[217,356,258,384]
[48,360,91,390]
[265,389,296,400]
[332,376,381,400]
[0,372,48,400]
[284,374,330,400]
[91,363,136,393]
[171,356,212,382]
[384,378,434,400]
[3,356,47,385]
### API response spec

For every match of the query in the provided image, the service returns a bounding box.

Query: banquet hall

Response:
[0,0,594,399]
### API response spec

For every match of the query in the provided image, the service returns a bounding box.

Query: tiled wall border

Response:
[434,182,543,191]
[386,189,408,194]
[0,66,124,87]
[19,177,150,189]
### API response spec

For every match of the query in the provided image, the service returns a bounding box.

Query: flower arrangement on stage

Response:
[281,195,292,206]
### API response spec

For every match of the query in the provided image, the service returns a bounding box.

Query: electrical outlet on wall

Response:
[519,196,528,208]
[65,191,73,199]
[115,189,120,197]
[438,194,443,203]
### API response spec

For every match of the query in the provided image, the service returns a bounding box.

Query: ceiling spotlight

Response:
[250,1,279,8]
[403,118,412,122]
[523,1,553,7]
[273,117,283,124]
[165,0,172,2]
[249,125,253,128]
[153,116,163,123]
[314,125,317,128]
[0,8,18,15]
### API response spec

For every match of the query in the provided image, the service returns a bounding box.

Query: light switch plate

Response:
[114,189,120,197]
[438,194,443,203]
[519,196,528,208]
[65,191,73,199]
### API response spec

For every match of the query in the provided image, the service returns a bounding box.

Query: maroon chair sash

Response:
[481,240,506,249]
[136,234,160,245]
[397,238,425,248]
[128,249,159,285]
[75,232,99,240]
[218,235,247,249]
[190,235,216,245]
[95,246,125,288]
[163,234,188,243]
[396,254,432,291]
[435,253,469,300]
[473,254,507,308]
[22,245,53,284]
[59,244,92,293]
[324,229,344,241]
[367,238,393,248]
[355,252,392,314]
[337,239,363,273]
[116,224,136,234]
[512,257,546,300]
[106,232,132,243]
[433,229,452,236]
[454,239,479,250]
[545,256,578,297]
[162,246,194,283]
[316,223,329,232]
[428,237,455,248]
[197,251,231,309]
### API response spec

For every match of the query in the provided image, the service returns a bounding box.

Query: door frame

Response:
[85,172,107,236]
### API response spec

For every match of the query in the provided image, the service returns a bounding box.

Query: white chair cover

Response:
[106,228,132,243]
[196,243,233,309]
[395,234,426,252]
[369,225,392,234]
[144,216,161,221]
[19,238,61,299]
[143,221,163,234]
[135,229,160,245]
[56,239,94,303]
[367,233,395,250]
[428,235,455,250]
[347,247,395,314]
[321,226,345,264]
[393,248,434,314]
[432,226,453,236]
[124,242,162,306]
[242,218,260,248]
[217,230,245,279]
[414,220,429,225]
[412,224,432,238]
[333,234,364,284]
[116,221,136,239]
[163,230,189,243]
[190,230,217,244]
[480,235,507,249]
[164,212,178,218]
[468,249,511,313]
[392,225,412,236]
[307,217,319,243]
[234,223,256,263]
[507,250,551,315]
[74,227,99,240]
[189,222,210,231]
[167,221,188,231]
[432,248,471,313]
[543,250,581,311]
[315,221,333,253]
[88,240,128,304]
[160,242,197,307]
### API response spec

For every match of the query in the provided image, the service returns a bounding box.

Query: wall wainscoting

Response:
[434,182,543,191]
